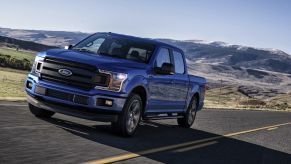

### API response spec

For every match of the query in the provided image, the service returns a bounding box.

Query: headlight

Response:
[31,56,44,76]
[95,69,127,92]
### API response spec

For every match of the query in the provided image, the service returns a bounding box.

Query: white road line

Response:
[267,127,278,131]
[0,104,28,107]
[173,141,218,153]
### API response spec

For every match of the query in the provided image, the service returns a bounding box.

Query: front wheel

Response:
[29,103,55,118]
[177,96,198,128]
[111,94,142,137]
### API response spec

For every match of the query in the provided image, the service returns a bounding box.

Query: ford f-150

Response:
[25,32,206,136]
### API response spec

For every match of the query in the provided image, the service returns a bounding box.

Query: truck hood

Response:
[43,49,148,72]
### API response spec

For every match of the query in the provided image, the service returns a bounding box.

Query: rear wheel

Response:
[177,96,198,128]
[111,94,142,137]
[29,103,55,118]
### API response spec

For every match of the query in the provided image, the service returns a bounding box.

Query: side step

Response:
[143,113,184,120]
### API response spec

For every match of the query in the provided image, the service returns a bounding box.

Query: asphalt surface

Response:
[0,102,290,164]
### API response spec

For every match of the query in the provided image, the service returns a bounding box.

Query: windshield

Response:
[73,34,156,63]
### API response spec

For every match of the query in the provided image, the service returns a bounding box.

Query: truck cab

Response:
[25,32,206,137]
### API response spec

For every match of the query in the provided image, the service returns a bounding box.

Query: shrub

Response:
[239,99,266,106]
[0,53,31,70]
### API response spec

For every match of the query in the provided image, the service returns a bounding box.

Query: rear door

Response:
[147,47,178,112]
[169,50,189,111]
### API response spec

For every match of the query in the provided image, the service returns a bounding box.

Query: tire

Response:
[29,103,55,118]
[177,96,198,128]
[111,94,142,137]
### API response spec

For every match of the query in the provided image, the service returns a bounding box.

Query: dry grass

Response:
[205,85,291,111]
[267,93,291,110]
[0,68,27,97]
[205,86,248,107]
[0,47,35,62]
[0,47,31,98]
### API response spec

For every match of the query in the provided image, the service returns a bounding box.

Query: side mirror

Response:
[64,45,73,50]
[154,63,174,75]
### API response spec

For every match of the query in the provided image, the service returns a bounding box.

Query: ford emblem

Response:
[58,68,72,76]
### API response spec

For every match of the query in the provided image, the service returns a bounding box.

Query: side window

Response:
[127,47,148,62]
[155,48,171,67]
[173,51,185,74]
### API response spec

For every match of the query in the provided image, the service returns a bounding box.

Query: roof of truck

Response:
[96,32,183,52]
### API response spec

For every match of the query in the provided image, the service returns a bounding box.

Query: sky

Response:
[0,0,290,53]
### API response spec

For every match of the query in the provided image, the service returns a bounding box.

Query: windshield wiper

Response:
[73,48,95,54]
[98,51,111,56]
[98,51,128,60]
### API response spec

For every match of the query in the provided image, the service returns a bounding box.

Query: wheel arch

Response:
[129,85,148,114]
[192,92,200,108]
[186,92,200,111]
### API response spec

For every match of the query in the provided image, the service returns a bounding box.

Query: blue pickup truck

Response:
[25,32,206,136]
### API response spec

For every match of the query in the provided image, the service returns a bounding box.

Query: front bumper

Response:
[27,95,118,122]
[25,74,127,122]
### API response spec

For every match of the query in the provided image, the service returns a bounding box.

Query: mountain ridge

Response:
[1,27,289,56]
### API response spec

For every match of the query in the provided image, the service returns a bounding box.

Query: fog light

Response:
[105,100,113,106]
[96,98,113,107]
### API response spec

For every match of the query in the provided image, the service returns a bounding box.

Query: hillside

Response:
[0,27,89,47]
[0,35,57,52]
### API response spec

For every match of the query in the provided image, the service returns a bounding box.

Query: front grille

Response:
[36,86,89,105]
[39,57,110,90]
[46,89,74,102]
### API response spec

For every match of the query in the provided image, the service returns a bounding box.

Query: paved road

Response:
[0,102,290,164]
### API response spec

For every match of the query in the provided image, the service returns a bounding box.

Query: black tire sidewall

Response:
[113,94,142,137]
[178,96,198,128]
[186,97,198,126]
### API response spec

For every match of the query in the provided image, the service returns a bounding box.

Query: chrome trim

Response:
[95,69,127,92]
